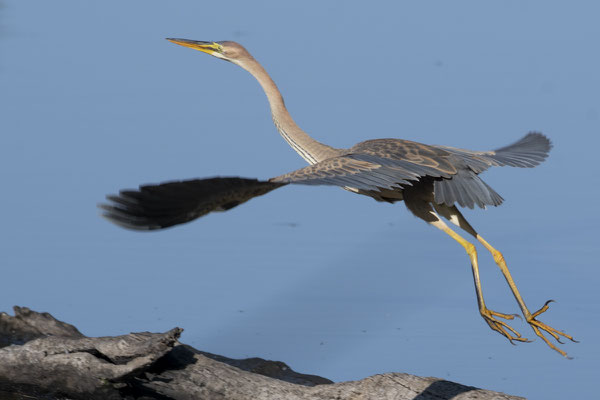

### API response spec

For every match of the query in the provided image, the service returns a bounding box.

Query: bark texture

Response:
[0,306,524,400]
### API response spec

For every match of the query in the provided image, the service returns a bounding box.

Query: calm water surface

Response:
[1,1,599,399]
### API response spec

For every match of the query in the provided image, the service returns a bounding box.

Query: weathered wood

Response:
[0,306,524,400]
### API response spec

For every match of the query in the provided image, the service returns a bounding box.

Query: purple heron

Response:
[101,39,576,357]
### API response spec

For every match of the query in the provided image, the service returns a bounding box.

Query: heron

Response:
[101,38,576,357]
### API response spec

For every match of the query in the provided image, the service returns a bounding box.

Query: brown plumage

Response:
[100,39,575,357]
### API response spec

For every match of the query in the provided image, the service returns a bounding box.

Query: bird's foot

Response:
[525,300,577,358]
[480,307,530,344]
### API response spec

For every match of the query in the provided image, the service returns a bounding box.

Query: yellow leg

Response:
[428,218,528,344]
[432,203,577,357]
[475,234,576,357]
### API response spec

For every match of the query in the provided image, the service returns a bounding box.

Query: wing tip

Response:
[98,202,161,231]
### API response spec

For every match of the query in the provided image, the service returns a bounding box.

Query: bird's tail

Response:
[100,177,285,230]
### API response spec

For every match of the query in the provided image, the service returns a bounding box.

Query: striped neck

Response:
[236,57,339,164]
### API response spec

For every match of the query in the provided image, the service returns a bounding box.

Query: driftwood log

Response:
[0,306,524,400]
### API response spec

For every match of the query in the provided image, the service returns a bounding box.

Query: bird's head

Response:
[166,38,253,65]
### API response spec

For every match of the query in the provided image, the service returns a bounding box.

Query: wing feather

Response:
[434,169,503,209]
[100,177,284,230]
[435,132,552,172]
[270,154,442,190]
[101,134,549,231]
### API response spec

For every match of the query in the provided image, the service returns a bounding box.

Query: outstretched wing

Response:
[429,133,551,208]
[101,151,456,231]
[270,149,501,209]
[270,153,454,190]
[100,177,285,230]
[339,133,551,208]
[101,133,552,230]
[435,132,552,172]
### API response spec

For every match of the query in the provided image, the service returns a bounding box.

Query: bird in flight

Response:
[101,38,576,357]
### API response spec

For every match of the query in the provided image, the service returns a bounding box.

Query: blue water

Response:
[1,1,599,398]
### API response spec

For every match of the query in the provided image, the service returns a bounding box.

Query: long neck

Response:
[237,57,339,164]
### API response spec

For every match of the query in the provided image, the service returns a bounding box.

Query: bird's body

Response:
[101,39,575,357]
[272,133,548,208]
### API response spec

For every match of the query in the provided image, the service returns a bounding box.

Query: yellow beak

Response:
[166,38,223,56]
